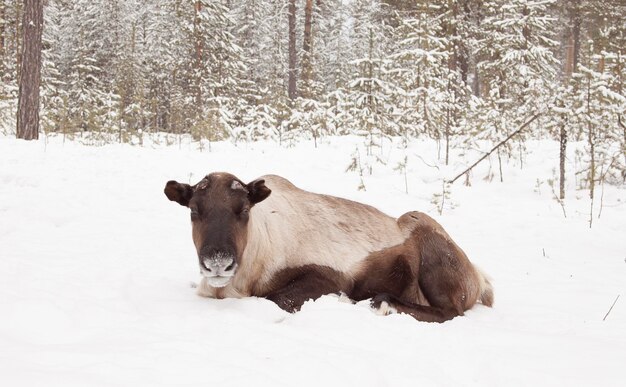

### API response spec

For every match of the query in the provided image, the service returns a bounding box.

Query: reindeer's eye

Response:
[238,207,250,219]
[190,208,200,220]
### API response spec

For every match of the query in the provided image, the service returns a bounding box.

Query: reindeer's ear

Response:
[247,179,271,205]
[164,180,194,207]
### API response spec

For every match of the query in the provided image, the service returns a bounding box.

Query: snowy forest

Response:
[1,0,625,187]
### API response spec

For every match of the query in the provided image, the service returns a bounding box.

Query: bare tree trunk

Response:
[367,28,373,109]
[620,114,626,181]
[367,27,375,154]
[445,0,461,166]
[455,0,470,84]
[287,0,297,100]
[558,1,582,200]
[0,2,5,82]
[559,35,575,200]
[301,0,313,97]
[303,0,313,55]
[564,35,575,79]
[471,0,483,97]
[0,2,5,57]
[618,54,626,177]
[587,71,595,229]
[472,60,480,97]
[461,1,471,84]
[14,0,22,82]
[16,0,43,141]
[193,1,203,115]
[559,123,567,199]
[572,5,581,73]
[497,148,503,182]
[445,100,450,165]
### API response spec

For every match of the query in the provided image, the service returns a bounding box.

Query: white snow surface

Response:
[1,134,625,386]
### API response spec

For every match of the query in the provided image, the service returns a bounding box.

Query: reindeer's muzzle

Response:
[199,252,237,288]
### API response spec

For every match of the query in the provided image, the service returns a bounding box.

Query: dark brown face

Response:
[164,172,271,288]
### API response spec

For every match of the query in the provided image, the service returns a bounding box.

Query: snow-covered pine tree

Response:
[549,0,626,207]
[316,0,352,94]
[474,0,560,178]
[570,55,625,226]
[292,0,334,146]
[40,0,68,138]
[58,1,116,139]
[0,0,20,134]
[316,0,354,138]
[111,0,149,141]
[248,0,293,144]
[140,0,190,140]
[548,0,583,200]
[347,0,396,157]
[229,0,287,142]
[177,0,248,146]
[388,1,474,165]
[589,0,626,184]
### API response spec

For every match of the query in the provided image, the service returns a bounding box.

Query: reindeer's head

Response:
[164,173,271,288]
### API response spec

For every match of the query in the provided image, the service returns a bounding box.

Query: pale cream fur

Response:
[222,175,405,297]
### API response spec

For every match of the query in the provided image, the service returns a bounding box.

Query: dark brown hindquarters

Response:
[353,211,486,323]
[264,265,353,313]
[352,242,459,323]
[262,211,488,323]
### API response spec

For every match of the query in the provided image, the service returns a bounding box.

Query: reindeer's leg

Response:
[351,247,459,323]
[371,293,459,323]
[350,244,455,322]
[265,264,351,313]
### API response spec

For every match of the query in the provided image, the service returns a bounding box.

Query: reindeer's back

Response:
[247,175,405,283]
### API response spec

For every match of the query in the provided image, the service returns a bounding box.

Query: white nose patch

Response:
[200,253,237,289]
[203,258,216,270]
[200,253,236,279]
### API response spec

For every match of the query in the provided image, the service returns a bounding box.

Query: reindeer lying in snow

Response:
[164,172,493,322]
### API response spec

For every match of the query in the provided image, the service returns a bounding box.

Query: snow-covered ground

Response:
[1,134,624,386]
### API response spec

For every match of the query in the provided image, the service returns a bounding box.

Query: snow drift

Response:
[1,134,624,386]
